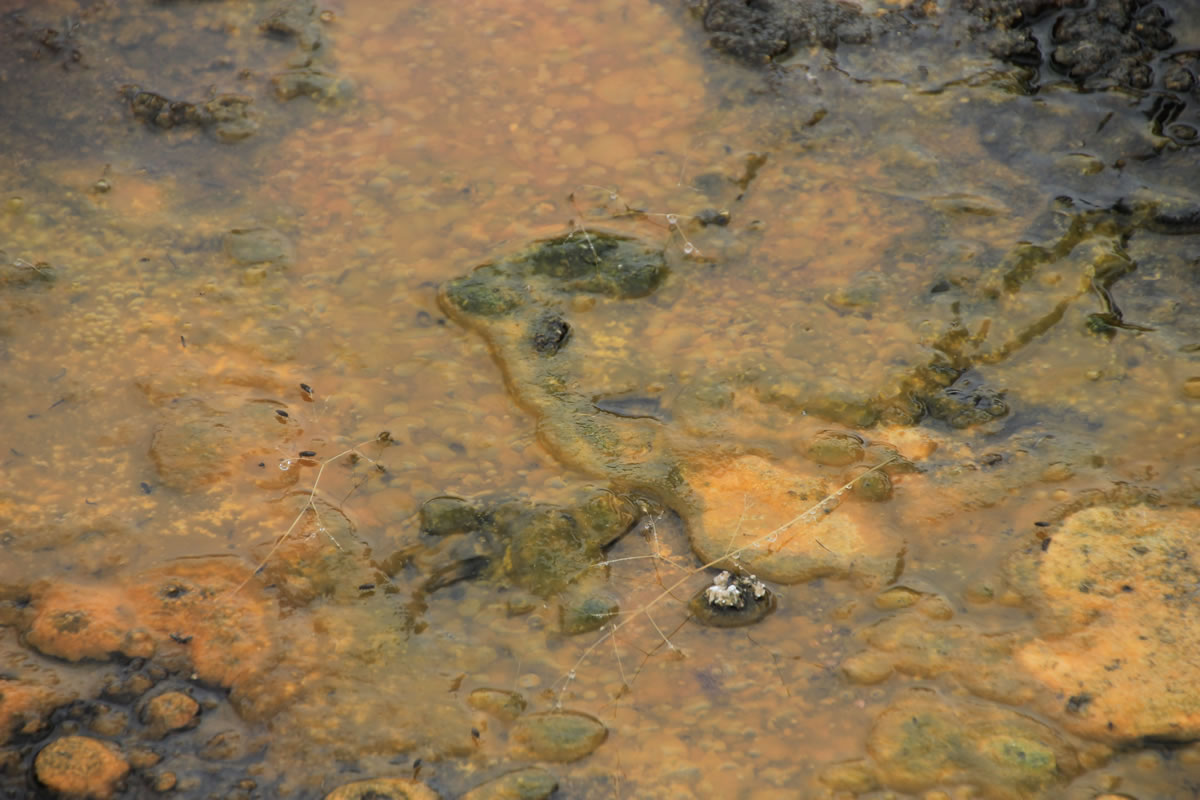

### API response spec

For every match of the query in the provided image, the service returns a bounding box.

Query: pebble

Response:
[35,736,130,800]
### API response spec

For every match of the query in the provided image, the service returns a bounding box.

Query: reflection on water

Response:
[2,0,1200,797]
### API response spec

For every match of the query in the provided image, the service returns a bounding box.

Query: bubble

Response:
[278,459,293,471]
[682,243,695,255]
[766,533,778,543]
[666,214,678,226]
[567,669,577,680]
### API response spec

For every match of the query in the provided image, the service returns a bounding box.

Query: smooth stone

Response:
[509,710,607,762]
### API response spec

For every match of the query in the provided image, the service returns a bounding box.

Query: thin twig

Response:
[230,437,387,595]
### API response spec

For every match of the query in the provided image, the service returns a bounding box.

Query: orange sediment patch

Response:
[682,453,900,585]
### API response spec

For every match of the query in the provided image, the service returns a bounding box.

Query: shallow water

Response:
[3,0,1200,798]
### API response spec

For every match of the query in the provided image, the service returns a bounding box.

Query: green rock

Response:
[459,767,558,800]
[419,497,482,537]
[524,233,666,298]
[467,688,527,722]
[572,491,636,548]
[509,711,607,762]
[873,586,921,610]
[503,509,596,597]
[444,272,523,316]
[559,588,619,635]
[867,689,1080,796]
[805,430,866,466]
[853,469,893,502]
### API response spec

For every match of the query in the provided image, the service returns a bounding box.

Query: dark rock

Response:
[695,208,731,226]
[444,270,525,317]
[530,314,570,355]
[699,0,876,64]
[126,88,259,141]
[523,233,667,298]
[688,571,776,628]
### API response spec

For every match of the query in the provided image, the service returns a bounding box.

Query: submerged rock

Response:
[139,691,200,738]
[467,688,528,722]
[460,767,558,800]
[24,558,275,692]
[803,429,866,466]
[688,570,776,627]
[272,68,354,103]
[867,689,1081,799]
[442,232,667,319]
[558,586,619,635]
[502,507,598,598]
[419,496,484,537]
[683,454,898,585]
[409,490,637,601]
[323,777,440,800]
[923,374,1008,429]
[35,735,130,800]
[225,226,293,267]
[1008,503,1200,742]
[699,0,880,63]
[0,675,75,746]
[509,710,608,762]
[126,88,259,141]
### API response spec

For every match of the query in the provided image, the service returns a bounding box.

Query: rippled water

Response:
[3,0,1200,798]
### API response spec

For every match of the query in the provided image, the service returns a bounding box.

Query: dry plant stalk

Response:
[230,434,391,596]
[571,184,702,257]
